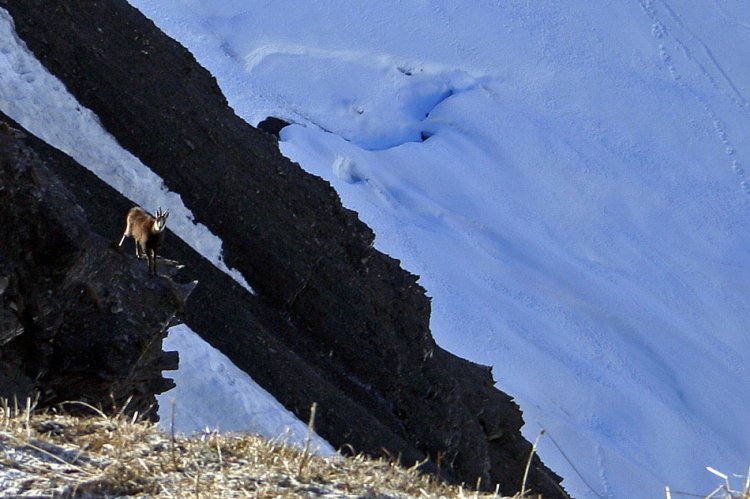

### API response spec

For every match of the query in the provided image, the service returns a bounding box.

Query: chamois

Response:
[118,206,170,276]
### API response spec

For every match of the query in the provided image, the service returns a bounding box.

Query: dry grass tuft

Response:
[0,399,532,498]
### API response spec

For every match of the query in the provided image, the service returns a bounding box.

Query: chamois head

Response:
[154,207,170,233]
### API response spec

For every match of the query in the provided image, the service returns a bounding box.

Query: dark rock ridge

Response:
[257,116,292,139]
[1,109,437,480]
[1,1,566,496]
[0,121,193,417]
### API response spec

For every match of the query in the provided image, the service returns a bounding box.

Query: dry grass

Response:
[0,399,528,498]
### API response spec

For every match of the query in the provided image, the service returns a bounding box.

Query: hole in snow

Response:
[243,46,476,151]
[332,156,364,184]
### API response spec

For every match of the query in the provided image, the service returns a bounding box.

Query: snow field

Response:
[157,325,335,455]
[128,1,750,497]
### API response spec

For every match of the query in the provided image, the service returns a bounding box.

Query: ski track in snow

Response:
[658,0,750,109]
[711,1,750,30]
[640,0,750,195]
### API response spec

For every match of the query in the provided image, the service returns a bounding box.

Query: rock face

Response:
[1,1,565,495]
[0,120,192,418]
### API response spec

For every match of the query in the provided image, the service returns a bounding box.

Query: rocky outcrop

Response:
[257,116,292,139]
[0,121,192,417]
[1,1,565,495]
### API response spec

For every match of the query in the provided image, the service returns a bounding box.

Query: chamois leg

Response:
[136,241,146,259]
[148,249,157,276]
[118,220,132,248]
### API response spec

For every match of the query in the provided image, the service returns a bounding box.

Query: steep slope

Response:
[0,118,192,417]
[0,1,564,495]
[121,2,750,497]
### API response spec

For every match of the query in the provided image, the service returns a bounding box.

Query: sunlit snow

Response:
[158,325,335,455]
[127,1,750,497]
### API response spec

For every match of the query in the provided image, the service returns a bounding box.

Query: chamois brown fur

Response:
[118,206,169,276]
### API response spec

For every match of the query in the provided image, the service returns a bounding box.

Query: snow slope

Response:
[157,325,334,455]
[0,7,333,455]
[127,1,750,497]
